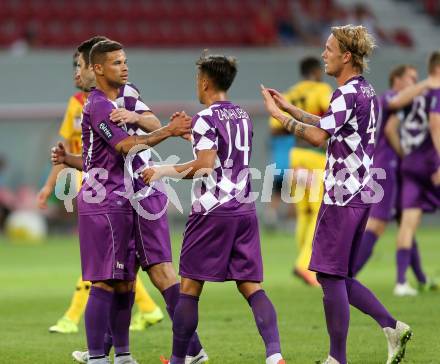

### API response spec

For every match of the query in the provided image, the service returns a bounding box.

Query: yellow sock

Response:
[135,277,158,313]
[64,277,91,324]
[296,204,320,271]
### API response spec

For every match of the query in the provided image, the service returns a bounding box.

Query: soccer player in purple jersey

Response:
[142,54,285,364]
[385,50,440,297]
[55,37,208,364]
[353,64,440,295]
[262,25,411,364]
[52,40,192,364]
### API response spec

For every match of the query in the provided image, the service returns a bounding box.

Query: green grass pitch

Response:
[1,226,439,363]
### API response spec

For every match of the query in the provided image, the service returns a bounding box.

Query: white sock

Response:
[266,353,283,364]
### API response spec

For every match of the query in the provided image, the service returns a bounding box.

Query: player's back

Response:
[400,89,440,173]
[400,93,432,156]
[191,100,255,216]
[320,75,378,207]
[79,88,131,214]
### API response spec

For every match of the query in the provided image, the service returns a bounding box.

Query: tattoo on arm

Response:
[284,117,297,133]
[299,111,319,126]
[296,124,306,138]
[284,117,308,138]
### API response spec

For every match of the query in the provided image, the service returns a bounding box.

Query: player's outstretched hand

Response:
[432,168,440,186]
[36,185,51,210]
[51,142,66,165]
[265,87,291,112]
[167,111,191,137]
[142,167,162,184]
[261,84,282,118]
[170,111,192,141]
[110,108,139,126]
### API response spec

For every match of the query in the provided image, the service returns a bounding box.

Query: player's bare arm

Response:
[114,112,191,154]
[51,142,83,170]
[429,112,440,185]
[261,85,328,147]
[384,113,404,157]
[266,87,320,126]
[110,108,161,131]
[388,77,440,110]
[142,149,217,184]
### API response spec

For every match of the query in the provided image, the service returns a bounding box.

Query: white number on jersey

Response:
[225,118,250,166]
[367,101,376,145]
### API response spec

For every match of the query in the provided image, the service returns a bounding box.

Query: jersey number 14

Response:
[226,118,250,166]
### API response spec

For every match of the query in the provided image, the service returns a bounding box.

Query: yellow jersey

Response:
[58,92,87,154]
[58,91,87,190]
[269,80,332,130]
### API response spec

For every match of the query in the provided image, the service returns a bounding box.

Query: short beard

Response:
[108,79,125,90]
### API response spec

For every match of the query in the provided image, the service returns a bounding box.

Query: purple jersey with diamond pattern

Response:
[318,76,378,207]
[79,88,132,215]
[115,83,164,198]
[190,101,256,216]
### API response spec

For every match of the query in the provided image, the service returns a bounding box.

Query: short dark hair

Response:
[428,50,440,74]
[389,64,415,87]
[89,40,123,66]
[300,57,321,77]
[196,53,237,92]
[72,51,79,68]
[77,36,109,67]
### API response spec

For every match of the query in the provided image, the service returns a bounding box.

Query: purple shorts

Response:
[369,157,400,221]
[401,155,440,212]
[180,212,263,282]
[309,204,370,277]
[78,213,136,282]
[134,193,172,269]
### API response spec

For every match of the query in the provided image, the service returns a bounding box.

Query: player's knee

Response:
[91,281,114,292]
[236,281,262,299]
[113,280,134,293]
[366,218,386,236]
[148,263,178,291]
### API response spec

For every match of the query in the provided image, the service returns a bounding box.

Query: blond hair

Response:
[331,25,376,73]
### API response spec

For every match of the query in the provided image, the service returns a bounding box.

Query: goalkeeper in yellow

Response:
[268,57,332,286]
[36,52,163,334]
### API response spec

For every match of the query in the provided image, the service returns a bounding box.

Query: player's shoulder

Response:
[337,79,359,96]
[88,90,114,113]
[118,82,141,99]
[193,105,215,119]
[428,87,440,99]
[428,88,440,110]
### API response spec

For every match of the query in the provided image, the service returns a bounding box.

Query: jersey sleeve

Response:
[429,89,440,113]
[191,114,218,152]
[91,99,130,148]
[58,96,77,139]
[318,88,355,136]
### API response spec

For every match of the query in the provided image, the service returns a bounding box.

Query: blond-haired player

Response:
[263,25,411,364]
